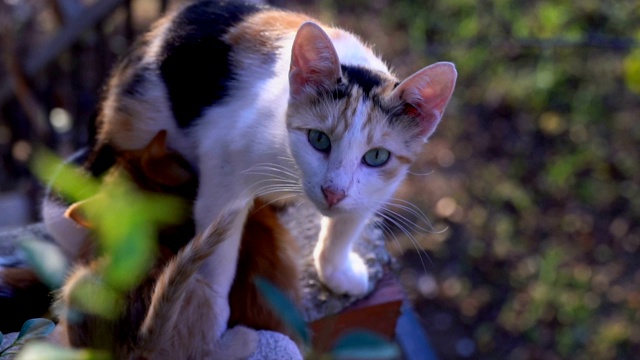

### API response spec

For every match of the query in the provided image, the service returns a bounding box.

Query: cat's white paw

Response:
[315,251,369,296]
[218,325,260,360]
[248,330,303,360]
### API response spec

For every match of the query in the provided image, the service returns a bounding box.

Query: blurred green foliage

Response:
[14,150,186,357]
[31,150,184,297]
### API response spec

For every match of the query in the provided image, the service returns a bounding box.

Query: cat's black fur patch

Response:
[121,69,147,97]
[340,65,385,97]
[158,0,264,128]
[85,142,117,177]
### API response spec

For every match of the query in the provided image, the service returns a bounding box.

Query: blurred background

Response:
[1,0,639,358]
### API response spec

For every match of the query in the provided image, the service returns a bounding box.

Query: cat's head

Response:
[66,130,195,228]
[286,23,457,215]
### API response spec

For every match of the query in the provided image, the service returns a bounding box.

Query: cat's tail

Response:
[52,260,120,350]
[136,208,239,351]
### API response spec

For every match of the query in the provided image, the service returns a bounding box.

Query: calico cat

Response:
[54,131,300,358]
[46,0,457,341]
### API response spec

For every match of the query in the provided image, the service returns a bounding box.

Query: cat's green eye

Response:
[363,148,391,167]
[308,130,331,152]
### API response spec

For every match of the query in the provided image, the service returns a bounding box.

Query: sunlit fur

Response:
[44,0,457,344]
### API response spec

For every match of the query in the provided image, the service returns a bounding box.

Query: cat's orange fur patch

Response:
[229,200,301,339]
[225,10,313,53]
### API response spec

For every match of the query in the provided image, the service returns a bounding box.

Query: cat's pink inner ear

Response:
[65,199,94,229]
[289,22,341,97]
[394,62,457,138]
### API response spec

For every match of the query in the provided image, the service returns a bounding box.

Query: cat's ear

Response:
[289,22,341,98]
[144,130,169,160]
[65,199,95,229]
[393,62,457,139]
[141,130,193,187]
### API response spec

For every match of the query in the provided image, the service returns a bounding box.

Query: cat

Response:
[46,0,457,341]
[53,130,300,358]
[56,202,260,359]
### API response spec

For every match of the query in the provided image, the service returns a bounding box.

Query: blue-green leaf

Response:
[0,332,4,350]
[20,238,69,289]
[17,319,56,342]
[254,277,310,344]
[332,331,400,359]
[0,319,57,358]
[0,333,17,357]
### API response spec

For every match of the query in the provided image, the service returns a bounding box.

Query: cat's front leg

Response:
[313,212,371,296]
[195,182,251,339]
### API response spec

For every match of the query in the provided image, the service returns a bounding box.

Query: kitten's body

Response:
[47,0,457,341]
[54,132,299,358]
[56,208,259,360]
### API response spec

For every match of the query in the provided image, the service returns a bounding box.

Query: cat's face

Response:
[286,23,457,215]
[287,84,423,215]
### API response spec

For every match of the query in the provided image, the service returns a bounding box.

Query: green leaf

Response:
[68,275,122,319]
[20,238,69,289]
[14,341,111,360]
[30,150,99,204]
[332,331,400,359]
[0,332,3,349]
[254,277,310,344]
[103,224,155,292]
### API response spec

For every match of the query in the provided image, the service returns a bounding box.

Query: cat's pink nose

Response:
[321,186,346,207]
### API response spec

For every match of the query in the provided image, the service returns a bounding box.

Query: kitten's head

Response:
[66,130,195,233]
[286,23,457,216]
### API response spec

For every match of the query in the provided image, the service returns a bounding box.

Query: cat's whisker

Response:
[380,198,443,233]
[374,203,427,234]
[276,156,296,164]
[255,189,303,199]
[247,177,299,188]
[252,194,301,213]
[374,211,431,271]
[380,214,433,271]
[378,206,439,235]
[373,216,403,254]
[244,162,299,178]
[246,176,297,189]
[407,169,435,176]
[253,184,304,198]
[243,170,297,182]
[383,198,435,226]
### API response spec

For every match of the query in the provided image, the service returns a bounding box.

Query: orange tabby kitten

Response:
[52,131,300,357]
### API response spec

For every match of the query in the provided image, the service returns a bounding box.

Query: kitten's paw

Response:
[315,251,369,296]
[248,330,303,360]
[218,325,260,360]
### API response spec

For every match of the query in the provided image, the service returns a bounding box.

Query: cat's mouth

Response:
[314,200,351,216]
